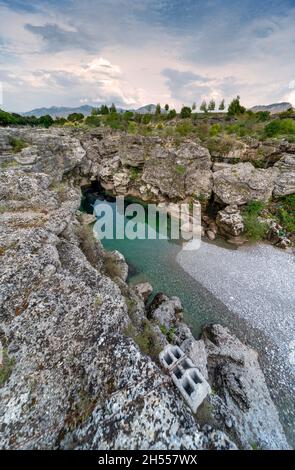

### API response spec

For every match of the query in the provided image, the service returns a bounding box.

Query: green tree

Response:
[208,99,216,112]
[67,112,84,122]
[200,101,208,113]
[110,103,117,113]
[192,102,197,111]
[164,104,169,112]
[39,114,54,128]
[219,99,225,111]
[180,106,192,118]
[167,109,177,120]
[142,113,152,124]
[99,105,109,115]
[227,96,246,116]
[155,103,161,115]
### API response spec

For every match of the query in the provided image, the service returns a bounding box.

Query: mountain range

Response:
[22,104,160,118]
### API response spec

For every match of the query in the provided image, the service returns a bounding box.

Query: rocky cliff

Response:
[0,127,292,449]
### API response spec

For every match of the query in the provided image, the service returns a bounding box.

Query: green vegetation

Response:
[275,194,295,233]
[9,137,28,153]
[124,320,162,359]
[1,98,295,146]
[180,106,192,119]
[227,96,246,116]
[264,118,295,138]
[0,349,15,386]
[175,164,186,175]
[160,324,176,342]
[242,201,269,241]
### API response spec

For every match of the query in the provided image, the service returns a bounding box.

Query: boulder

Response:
[180,338,208,380]
[134,282,153,302]
[216,205,244,237]
[273,154,295,196]
[213,162,277,205]
[147,293,183,329]
[202,324,289,450]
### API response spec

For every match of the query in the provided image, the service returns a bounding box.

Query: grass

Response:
[0,349,15,386]
[9,137,28,153]
[124,320,162,359]
[175,164,186,175]
[242,201,269,241]
[275,194,295,233]
[160,324,176,342]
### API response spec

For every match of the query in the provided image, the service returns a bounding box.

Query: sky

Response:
[0,0,295,112]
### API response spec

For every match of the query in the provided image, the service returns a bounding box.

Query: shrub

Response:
[276,194,295,233]
[176,121,193,136]
[264,119,295,137]
[242,201,268,241]
[85,115,101,127]
[210,123,222,136]
[9,137,28,153]
[167,109,177,120]
[67,113,84,122]
[180,106,192,119]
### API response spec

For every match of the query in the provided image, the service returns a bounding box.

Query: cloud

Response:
[24,23,94,52]
[1,0,295,111]
[162,68,211,103]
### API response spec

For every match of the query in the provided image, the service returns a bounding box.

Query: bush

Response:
[210,123,222,136]
[9,137,28,153]
[167,109,177,120]
[176,121,193,136]
[242,201,268,241]
[180,106,192,119]
[276,194,295,233]
[175,164,186,175]
[85,115,101,127]
[264,119,295,137]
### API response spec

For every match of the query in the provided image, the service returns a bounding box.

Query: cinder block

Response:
[159,345,211,413]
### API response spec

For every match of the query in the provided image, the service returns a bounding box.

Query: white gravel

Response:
[177,241,295,445]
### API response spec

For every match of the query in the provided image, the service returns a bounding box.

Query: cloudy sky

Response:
[0,0,295,112]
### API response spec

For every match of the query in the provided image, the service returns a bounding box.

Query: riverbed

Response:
[83,190,295,447]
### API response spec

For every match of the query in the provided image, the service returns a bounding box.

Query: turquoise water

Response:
[84,192,235,337]
[82,190,294,446]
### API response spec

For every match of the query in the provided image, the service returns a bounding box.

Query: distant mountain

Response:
[22,103,162,118]
[250,102,293,114]
[22,105,96,118]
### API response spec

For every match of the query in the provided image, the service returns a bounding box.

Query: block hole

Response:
[173,348,181,359]
[183,379,194,396]
[173,366,183,379]
[164,353,173,365]
[190,371,202,385]
[181,359,190,370]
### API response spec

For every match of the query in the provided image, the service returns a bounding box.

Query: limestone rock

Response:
[180,338,208,380]
[147,293,183,329]
[134,282,153,302]
[202,324,289,450]
[216,205,244,237]
[273,154,295,196]
[213,162,277,205]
